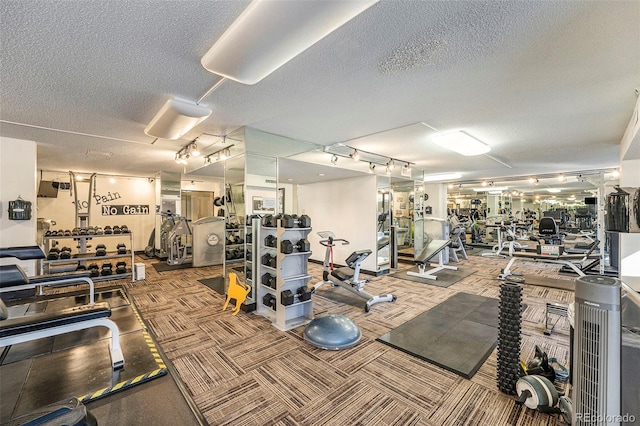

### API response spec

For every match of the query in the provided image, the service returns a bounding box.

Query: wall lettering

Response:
[102,205,150,216]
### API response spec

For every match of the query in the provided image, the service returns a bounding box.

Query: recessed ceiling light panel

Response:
[431,130,490,156]
[201,0,379,85]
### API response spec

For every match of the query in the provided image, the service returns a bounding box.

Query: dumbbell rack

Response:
[257,220,313,331]
[41,232,135,282]
[225,225,245,264]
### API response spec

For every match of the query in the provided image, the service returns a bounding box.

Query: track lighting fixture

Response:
[330,154,338,165]
[387,159,395,170]
[481,180,488,187]
[558,174,566,182]
[401,162,412,176]
[368,163,376,173]
[385,165,391,175]
[528,177,535,184]
[190,142,200,157]
[350,149,360,161]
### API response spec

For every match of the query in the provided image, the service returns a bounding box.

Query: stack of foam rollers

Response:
[496,280,522,395]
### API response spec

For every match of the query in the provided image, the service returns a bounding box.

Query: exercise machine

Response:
[166,215,192,265]
[407,239,457,280]
[312,231,396,312]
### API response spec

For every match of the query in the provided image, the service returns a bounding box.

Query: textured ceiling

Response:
[1,0,638,187]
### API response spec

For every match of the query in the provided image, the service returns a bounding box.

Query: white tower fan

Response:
[573,275,621,425]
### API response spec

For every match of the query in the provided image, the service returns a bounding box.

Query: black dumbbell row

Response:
[80,261,128,277]
[261,214,311,228]
[45,225,130,237]
[225,249,244,260]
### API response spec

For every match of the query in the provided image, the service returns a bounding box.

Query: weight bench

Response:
[1,246,96,303]
[0,299,124,370]
[407,239,457,280]
[498,244,600,281]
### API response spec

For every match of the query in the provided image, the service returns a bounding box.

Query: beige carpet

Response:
[44,254,574,425]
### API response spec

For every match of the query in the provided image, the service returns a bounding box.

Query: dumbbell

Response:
[116,243,127,255]
[281,214,311,228]
[78,228,88,235]
[59,247,72,259]
[95,244,107,256]
[245,267,252,278]
[47,247,60,260]
[262,294,276,310]
[233,250,243,259]
[264,235,277,248]
[261,273,276,288]
[246,214,260,226]
[120,225,130,233]
[101,262,113,276]
[76,264,87,271]
[297,286,312,301]
[95,226,104,235]
[246,233,252,243]
[261,214,277,228]
[115,261,127,274]
[104,226,113,234]
[87,226,96,235]
[235,237,244,244]
[63,229,72,236]
[246,250,252,261]
[261,253,277,267]
[225,250,232,260]
[281,290,295,306]
[88,263,100,277]
[112,225,122,234]
[281,239,310,254]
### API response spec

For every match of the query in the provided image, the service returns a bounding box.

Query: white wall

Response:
[424,183,447,219]
[0,137,38,275]
[37,172,155,251]
[297,175,378,272]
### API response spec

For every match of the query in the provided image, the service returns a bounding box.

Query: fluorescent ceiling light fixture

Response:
[472,186,508,192]
[488,190,503,195]
[423,173,462,182]
[431,130,490,156]
[546,188,561,193]
[201,0,379,85]
[144,98,212,140]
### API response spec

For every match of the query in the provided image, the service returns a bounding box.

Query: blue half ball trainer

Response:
[303,314,362,350]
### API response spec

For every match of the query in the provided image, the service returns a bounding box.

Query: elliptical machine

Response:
[312,231,396,312]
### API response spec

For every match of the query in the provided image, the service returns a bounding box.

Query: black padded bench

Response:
[0,299,124,370]
[0,246,96,303]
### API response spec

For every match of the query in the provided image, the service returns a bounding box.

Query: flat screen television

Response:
[584,197,597,205]
[37,180,59,198]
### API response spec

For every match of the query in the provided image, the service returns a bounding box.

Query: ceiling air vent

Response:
[86,149,113,159]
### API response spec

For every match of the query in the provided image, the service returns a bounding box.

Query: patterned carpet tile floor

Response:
[44,253,573,425]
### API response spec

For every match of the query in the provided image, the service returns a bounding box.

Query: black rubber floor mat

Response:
[377,292,499,379]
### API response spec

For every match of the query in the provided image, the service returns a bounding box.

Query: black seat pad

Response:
[0,302,111,338]
[0,265,92,287]
[29,271,92,284]
[331,267,355,282]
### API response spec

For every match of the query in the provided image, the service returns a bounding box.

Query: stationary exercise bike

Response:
[311,231,396,312]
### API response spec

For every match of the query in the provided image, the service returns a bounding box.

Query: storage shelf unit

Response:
[42,232,135,282]
[257,221,313,331]
[225,225,245,263]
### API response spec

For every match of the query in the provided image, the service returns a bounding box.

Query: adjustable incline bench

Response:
[1,246,96,303]
[407,239,457,280]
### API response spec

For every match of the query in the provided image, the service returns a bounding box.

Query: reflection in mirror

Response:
[390,177,415,263]
[377,175,390,273]
[244,152,277,307]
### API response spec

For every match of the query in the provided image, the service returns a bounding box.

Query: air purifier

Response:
[573,276,621,425]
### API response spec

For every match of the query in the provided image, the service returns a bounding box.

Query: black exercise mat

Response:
[152,262,193,273]
[377,292,499,379]
[0,288,167,421]
[198,276,225,295]
[314,285,367,310]
[390,266,476,288]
